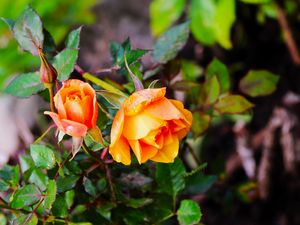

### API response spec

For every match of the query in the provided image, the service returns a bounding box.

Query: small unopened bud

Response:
[39,53,57,84]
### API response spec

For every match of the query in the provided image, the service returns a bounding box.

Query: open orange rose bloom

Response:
[45,79,98,137]
[109,87,192,165]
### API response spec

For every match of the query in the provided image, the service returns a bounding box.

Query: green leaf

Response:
[215,95,254,114]
[150,0,185,36]
[28,168,49,191]
[5,72,45,98]
[13,6,44,56]
[240,0,271,4]
[43,180,57,212]
[13,213,38,225]
[156,158,186,199]
[153,22,190,64]
[30,144,56,170]
[125,198,153,209]
[19,155,35,173]
[53,48,78,81]
[97,178,107,192]
[51,195,68,218]
[97,90,127,108]
[96,203,115,221]
[172,80,199,91]
[43,28,56,53]
[203,76,220,105]
[191,112,211,138]
[214,0,236,49]
[184,173,217,195]
[57,175,79,193]
[0,213,7,225]
[189,0,216,45]
[177,200,202,225]
[239,70,280,97]
[11,184,41,209]
[1,17,15,30]
[65,190,75,209]
[0,180,9,192]
[181,60,203,81]
[83,177,97,197]
[206,58,230,93]
[66,26,82,49]
[0,165,19,187]
[189,0,235,49]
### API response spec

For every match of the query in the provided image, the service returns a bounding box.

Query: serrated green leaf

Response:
[57,175,79,193]
[1,17,15,30]
[30,144,56,170]
[13,6,44,56]
[5,72,45,98]
[215,95,254,114]
[0,180,9,192]
[97,178,107,192]
[43,180,57,212]
[177,200,202,225]
[65,190,75,209]
[184,173,217,195]
[51,195,68,218]
[150,0,185,36]
[191,112,211,138]
[156,158,186,199]
[97,90,126,109]
[206,58,230,93]
[11,184,41,209]
[83,177,97,197]
[19,155,35,173]
[53,48,78,81]
[125,198,153,209]
[153,22,190,64]
[66,26,82,49]
[43,28,56,53]
[13,213,38,225]
[239,70,280,97]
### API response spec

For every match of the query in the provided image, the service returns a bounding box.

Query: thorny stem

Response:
[82,141,116,202]
[54,152,72,179]
[275,3,300,65]
[33,124,56,144]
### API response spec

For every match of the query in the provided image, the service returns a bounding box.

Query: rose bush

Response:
[44,79,98,138]
[109,87,192,165]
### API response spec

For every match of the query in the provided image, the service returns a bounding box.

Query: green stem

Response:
[45,83,56,112]
[33,124,55,144]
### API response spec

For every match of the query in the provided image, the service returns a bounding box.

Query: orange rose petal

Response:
[54,92,67,119]
[110,107,125,147]
[150,136,179,163]
[144,97,182,120]
[123,111,165,140]
[60,119,88,137]
[169,100,193,125]
[109,135,131,165]
[44,111,66,133]
[123,88,166,116]
[128,140,158,164]
[91,92,98,128]
[81,95,92,127]
[64,96,85,124]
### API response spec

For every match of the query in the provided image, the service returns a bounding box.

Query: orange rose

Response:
[109,87,192,165]
[44,79,98,138]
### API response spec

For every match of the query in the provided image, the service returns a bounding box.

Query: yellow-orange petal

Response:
[128,139,158,164]
[123,88,166,116]
[123,111,165,140]
[109,135,131,165]
[144,97,182,121]
[81,95,92,127]
[64,96,85,124]
[150,136,179,163]
[91,90,98,128]
[110,107,125,147]
[169,100,193,125]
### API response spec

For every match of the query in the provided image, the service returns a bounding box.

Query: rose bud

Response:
[39,53,57,84]
[44,79,101,156]
[109,87,192,165]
